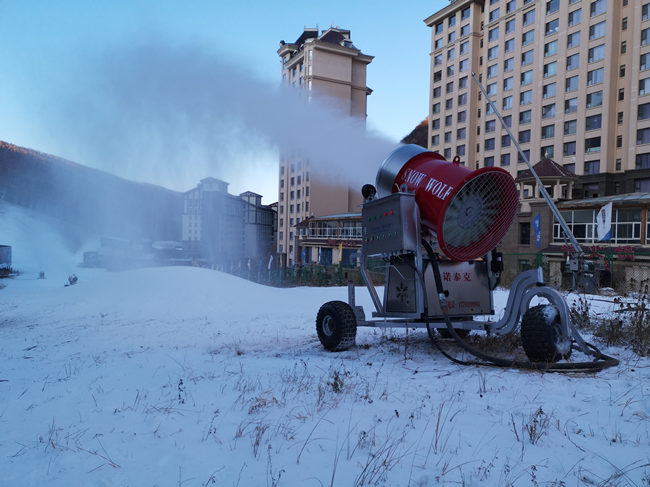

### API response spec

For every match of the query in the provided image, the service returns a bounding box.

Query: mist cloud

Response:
[51,39,397,196]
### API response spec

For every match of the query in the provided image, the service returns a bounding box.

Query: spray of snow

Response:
[47,38,396,197]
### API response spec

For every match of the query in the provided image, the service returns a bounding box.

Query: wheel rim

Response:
[322,315,335,336]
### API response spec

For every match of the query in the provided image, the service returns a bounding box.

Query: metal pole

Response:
[470,72,583,257]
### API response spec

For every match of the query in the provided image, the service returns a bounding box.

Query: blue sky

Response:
[0,0,448,200]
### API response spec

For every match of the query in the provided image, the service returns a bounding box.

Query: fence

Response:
[226,262,386,288]
[502,249,650,294]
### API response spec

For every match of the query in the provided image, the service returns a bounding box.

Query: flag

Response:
[533,213,541,248]
[338,242,343,263]
[596,202,612,241]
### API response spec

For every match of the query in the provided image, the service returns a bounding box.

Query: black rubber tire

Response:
[521,304,570,363]
[436,328,470,339]
[316,301,357,351]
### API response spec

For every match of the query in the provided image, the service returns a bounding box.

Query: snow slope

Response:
[0,266,648,486]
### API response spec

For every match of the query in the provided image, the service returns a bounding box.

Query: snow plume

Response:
[0,201,85,278]
[52,39,397,197]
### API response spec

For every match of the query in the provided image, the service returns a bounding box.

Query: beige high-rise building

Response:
[424,0,650,198]
[276,27,373,266]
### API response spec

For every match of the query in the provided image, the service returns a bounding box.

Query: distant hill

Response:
[0,141,182,243]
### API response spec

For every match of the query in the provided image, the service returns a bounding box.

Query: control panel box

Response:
[362,193,419,257]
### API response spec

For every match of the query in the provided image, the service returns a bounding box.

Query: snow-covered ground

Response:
[1,264,648,486]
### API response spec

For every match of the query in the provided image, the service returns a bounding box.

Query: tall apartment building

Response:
[276,27,373,266]
[424,0,650,198]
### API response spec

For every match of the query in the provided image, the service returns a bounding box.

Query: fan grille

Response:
[441,170,518,261]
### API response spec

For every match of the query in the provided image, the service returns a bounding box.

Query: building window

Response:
[587,67,604,85]
[521,50,534,66]
[445,115,453,126]
[501,153,511,166]
[619,88,625,101]
[617,135,623,148]
[458,110,466,122]
[485,138,495,151]
[459,59,469,72]
[590,0,606,17]
[565,98,578,113]
[488,26,499,42]
[638,128,650,145]
[641,78,650,96]
[586,91,603,108]
[519,129,531,143]
[588,45,605,63]
[518,150,531,163]
[589,20,606,40]
[502,57,513,72]
[644,3,650,20]
[448,31,456,43]
[565,163,576,174]
[544,61,557,77]
[565,120,577,135]
[457,127,467,139]
[522,30,534,46]
[520,222,531,245]
[432,118,440,129]
[520,90,533,105]
[568,8,582,26]
[564,141,577,156]
[545,19,559,36]
[485,119,497,132]
[506,0,516,13]
[433,86,441,98]
[435,38,443,49]
[585,136,601,153]
[636,153,650,169]
[489,8,500,22]
[622,17,628,30]
[566,53,579,71]
[639,103,650,120]
[458,93,467,105]
[584,160,600,174]
[449,14,456,27]
[542,104,556,119]
[541,124,555,139]
[541,146,554,159]
[502,134,511,147]
[460,41,469,55]
[503,96,513,110]
[523,9,536,26]
[545,40,558,57]
[620,65,626,78]
[547,0,559,14]
[487,64,498,78]
[504,38,514,53]
[446,98,453,110]
[567,31,580,49]
[520,110,532,124]
[643,54,650,71]
[462,6,470,20]
[521,70,533,86]
[585,114,602,131]
[618,112,624,124]
[457,144,466,156]
[566,75,579,92]
[448,48,456,61]
[434,54,443,67]
[460,24,470,36]
[505,18,515,34]
[444,131,452,143]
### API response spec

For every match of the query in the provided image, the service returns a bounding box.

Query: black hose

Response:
[418,240,619,373]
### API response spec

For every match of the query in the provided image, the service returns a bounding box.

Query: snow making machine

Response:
[315,144,617,371]
[316,76,618,371]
